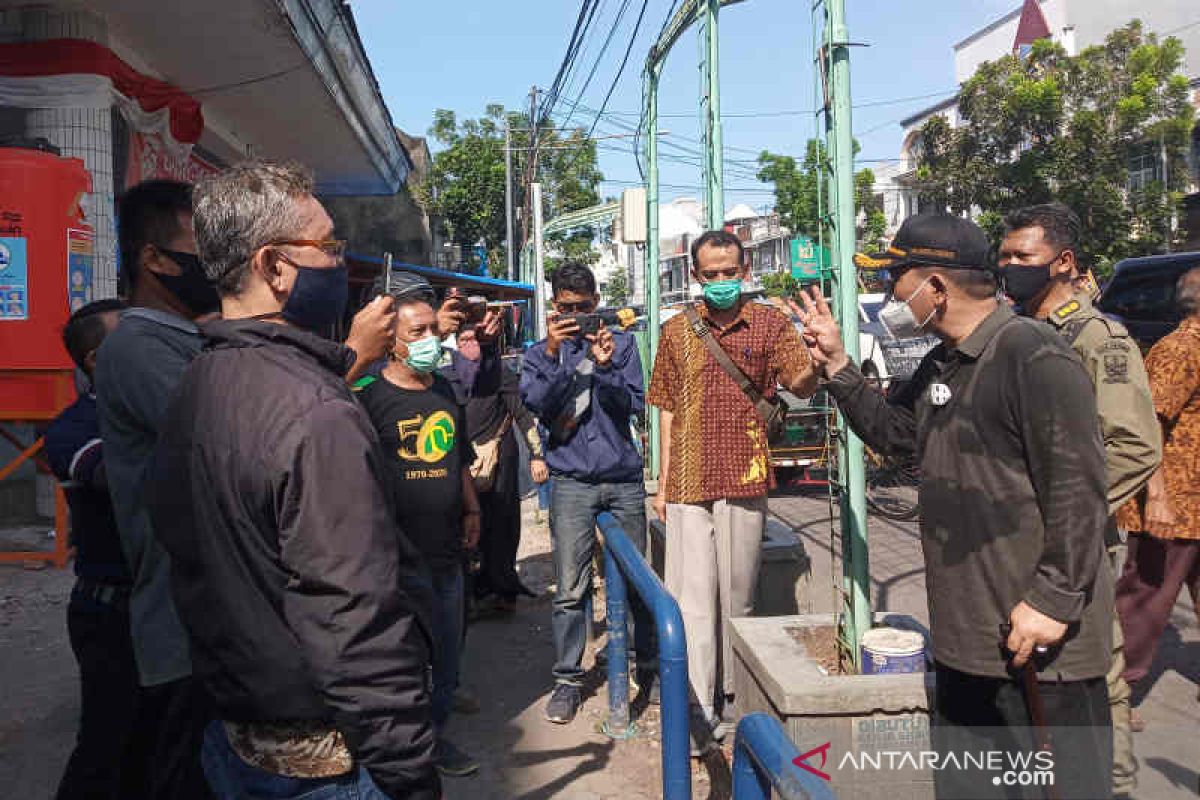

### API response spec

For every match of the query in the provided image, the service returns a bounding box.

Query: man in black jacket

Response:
[149,161,438,800]
[798,215,1113,799]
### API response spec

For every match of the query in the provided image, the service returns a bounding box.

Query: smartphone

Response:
[465,295,488,324]
[568,312,602,337]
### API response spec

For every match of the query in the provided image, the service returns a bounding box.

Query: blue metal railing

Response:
[732,714,837,800]
[596,511,691,800]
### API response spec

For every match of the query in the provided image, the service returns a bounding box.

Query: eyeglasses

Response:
[265,239,347,260]
[554,300,595,313]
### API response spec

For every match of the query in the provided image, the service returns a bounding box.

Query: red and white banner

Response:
[126,131,220,186]
[0,39,203,147]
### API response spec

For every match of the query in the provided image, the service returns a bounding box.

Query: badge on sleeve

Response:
[929,383,952,406]
[1103,353,1129,384]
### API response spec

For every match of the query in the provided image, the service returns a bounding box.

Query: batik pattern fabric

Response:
[1118,316,1200,540]
[224,721,353,779]
[648,301,810,504]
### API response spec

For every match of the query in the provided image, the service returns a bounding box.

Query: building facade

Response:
[893,0,1200,234]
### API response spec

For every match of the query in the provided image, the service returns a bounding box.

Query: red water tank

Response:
[0,145,93,420]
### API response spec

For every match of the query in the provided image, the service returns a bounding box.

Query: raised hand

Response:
[436,291,468,338]
[476,308,503,345]
[587,323,615,366]
[346,295,397,365]
[545,312,580,358]
[793,287,849,377]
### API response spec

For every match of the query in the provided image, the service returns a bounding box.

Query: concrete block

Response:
[731,613,937,800]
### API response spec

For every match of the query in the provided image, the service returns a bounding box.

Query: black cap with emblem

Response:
[854,214,993,273]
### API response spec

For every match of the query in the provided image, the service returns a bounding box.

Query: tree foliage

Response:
[760,271,800,298]
[757,139,887,250]
[415,104,602,277]
[915,22,1194,271]
[604,267,629,306]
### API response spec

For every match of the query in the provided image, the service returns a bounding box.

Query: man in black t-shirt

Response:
[353,292,480,779]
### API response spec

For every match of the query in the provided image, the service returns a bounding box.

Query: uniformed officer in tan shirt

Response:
[1000,203,1162,800]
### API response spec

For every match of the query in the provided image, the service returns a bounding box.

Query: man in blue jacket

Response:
[520,262,653,724]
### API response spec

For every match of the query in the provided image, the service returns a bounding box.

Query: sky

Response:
[350,0,1022,213]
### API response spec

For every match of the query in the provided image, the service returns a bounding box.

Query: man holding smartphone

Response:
[520,262,654,725]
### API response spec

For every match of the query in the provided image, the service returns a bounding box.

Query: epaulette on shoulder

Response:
[1053,299,1081,321]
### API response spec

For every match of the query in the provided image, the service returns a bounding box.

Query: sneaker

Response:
[452,687,481,715]
[544,683,582,724]
[434,738,479,777]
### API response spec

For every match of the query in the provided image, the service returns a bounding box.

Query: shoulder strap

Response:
[1060,314,1094,347]
[683,304,774,415]
[351,375,377,392]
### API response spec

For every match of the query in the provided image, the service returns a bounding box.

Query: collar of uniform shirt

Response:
[952,303,1013,360]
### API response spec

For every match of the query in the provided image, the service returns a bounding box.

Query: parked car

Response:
[1098,251,1200,350]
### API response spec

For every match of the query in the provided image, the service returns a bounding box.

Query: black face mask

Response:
[1001,253,1062,308]
[155,248,220,315]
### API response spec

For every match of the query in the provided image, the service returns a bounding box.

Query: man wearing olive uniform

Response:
[1000,204,1161,799]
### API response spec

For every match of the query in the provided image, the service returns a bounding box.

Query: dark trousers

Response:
[56,587,143,800]
[429,565,464,729]
[549,476,655,684]
[475,432,527,601]
[933,663,1112,800]
[1116,533,1200,685]
[126,674,213,799]
[476,487,524,600]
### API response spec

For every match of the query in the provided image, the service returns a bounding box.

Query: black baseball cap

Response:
[371,270,436,304]
[854,214,992,272]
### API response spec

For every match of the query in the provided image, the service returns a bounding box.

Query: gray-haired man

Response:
[149,161,439,799]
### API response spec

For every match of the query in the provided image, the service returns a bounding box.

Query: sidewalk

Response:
[0,493,1196,798]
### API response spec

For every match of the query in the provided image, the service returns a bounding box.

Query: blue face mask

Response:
[281,264,348,331]
[702,279,742,310]
[404,334,443,373]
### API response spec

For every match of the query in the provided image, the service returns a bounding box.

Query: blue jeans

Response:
[202,721,388,799]
[429,564,464,728]
[549,476,655,684]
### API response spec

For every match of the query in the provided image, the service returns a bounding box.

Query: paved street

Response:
[1,492,1196,798]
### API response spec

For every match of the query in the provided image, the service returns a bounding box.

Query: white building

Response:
[596,197,791,308]
[893,0,1200,228]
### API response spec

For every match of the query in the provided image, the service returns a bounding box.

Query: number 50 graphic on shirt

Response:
[396,411,457,464]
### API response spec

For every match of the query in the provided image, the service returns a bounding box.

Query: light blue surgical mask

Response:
[404,334,443,373]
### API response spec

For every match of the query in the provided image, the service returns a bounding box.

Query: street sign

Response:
[790,235,828,281]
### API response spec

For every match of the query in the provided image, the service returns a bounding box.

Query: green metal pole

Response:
[825,0,870,667]
[646,64,662,480]
[698,0,725,229]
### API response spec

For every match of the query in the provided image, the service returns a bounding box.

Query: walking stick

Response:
[1001,623,1061,800]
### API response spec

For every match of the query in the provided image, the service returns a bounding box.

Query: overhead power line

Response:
[558,0,635,129]
[599,89,959,119]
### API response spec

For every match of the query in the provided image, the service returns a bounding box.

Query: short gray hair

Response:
[1178,266,1200,317]
[192,161,315,294]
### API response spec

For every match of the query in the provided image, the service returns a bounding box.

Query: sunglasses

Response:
[264,238,348,260]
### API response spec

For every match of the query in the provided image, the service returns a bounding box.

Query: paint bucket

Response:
[860,627,925,674]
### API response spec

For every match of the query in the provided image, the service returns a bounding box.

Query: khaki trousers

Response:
[1109,543,1135,797]
[664,497,766,716]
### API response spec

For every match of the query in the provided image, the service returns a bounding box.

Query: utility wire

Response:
[603,89,959,119]
[558,0,634,129]
[540,1,601,124]
[556,0,654,183]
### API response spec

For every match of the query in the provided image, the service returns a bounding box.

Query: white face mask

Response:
[879,276,937,339]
